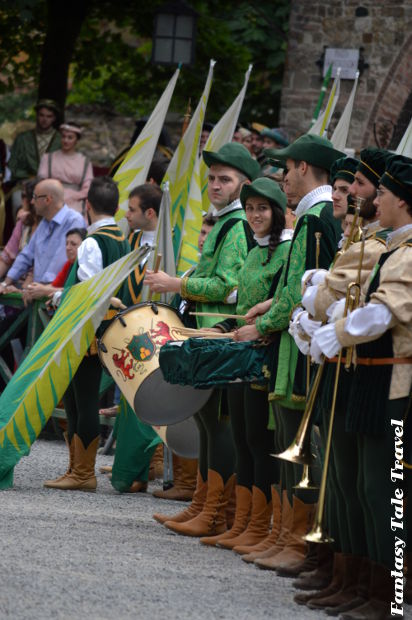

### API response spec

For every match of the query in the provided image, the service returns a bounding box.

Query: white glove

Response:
[52,290,62,308]
[294,332,311,355]
[301,268,328,293]
[289,309,311,354]
[299,311,322,338]
[302,285,318,316]
[326,298,346,323]
[311,323,341,363]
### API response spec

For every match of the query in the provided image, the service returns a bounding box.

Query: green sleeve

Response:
[256,222,307,334]
[181,222,248,303]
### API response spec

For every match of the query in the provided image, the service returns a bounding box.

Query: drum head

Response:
[134,368,213,425]
[165,417,199,459]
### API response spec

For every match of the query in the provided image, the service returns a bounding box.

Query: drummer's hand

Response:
[145,270,181,294]
[244,299,272,324]
[234,324,260,341]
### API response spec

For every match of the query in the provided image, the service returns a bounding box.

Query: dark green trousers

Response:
[228,384,279,502]
[195,388,235,484]
[63,354,102,448]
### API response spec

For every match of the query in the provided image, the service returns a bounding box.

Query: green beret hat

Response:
[330,156,358,184]
[358,147,391,187]
[265,134,345,172]
[34,99,60,115]
[203,142,261,181]
[240,177,287,213]
[261,127,289,147]
[380,154,412,205]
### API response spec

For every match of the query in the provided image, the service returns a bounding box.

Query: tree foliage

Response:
[0,0,290,124]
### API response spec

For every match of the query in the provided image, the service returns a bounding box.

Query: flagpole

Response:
[310,63,332,127]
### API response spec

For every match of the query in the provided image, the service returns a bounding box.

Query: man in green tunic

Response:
[146,142,260,536]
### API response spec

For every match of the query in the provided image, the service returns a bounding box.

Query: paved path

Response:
[0,439,403,620]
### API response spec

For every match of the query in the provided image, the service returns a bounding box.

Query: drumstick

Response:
[189,311,247,320]
[110,297,127,310]
[148,253,162,302]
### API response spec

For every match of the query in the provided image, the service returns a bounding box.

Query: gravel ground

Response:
[1,440,407,620]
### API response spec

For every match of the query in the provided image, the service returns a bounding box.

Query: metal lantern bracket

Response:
[152,1,198,66]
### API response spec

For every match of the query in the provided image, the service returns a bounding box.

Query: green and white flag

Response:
[114,68,180,220]
[0,246,151,489]
[163,60,216,259]
[308,67,341,137]
[176,65,253,275]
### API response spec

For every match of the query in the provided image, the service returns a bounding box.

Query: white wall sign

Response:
[323,48,360,79]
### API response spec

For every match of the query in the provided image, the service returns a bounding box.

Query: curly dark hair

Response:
[262,200,286,266]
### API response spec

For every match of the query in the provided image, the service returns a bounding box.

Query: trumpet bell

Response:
[304,524,334,545]
[272,444,314,466]
[294,464,319,490]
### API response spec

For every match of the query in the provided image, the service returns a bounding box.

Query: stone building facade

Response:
[279,0,412,152]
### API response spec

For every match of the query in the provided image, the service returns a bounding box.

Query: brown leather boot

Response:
[253,490,293,567]
[153,471,207,524]
[294,552,344,606]
[125,480,148,493]
[164,470,236,537]
[292,543,334,590]
[307,554,364,610]
[242,486,281,563]
[149,443,164,480]
[277,542,318,577]
[323,556,370,616]
[225,478,237,529]
[340,562,393,620]
[45,435,99,491]
[44,432,75,487]
[153,454,197,501]
[227,487,273,554]
[200,485,252,546]
[255,496,314,570]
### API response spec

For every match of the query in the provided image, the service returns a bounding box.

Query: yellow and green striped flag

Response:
[0,246,151,489]
[163,60,215,259]
[114,68,180,221]
[176,65,253,275]
[308,67,341,137]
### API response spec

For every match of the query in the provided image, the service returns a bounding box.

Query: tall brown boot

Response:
[294,552,344,606]
[227,487,272,554]
[46,435,99,491]
[153,454,197,501]
[255,496,314,570]
[242,487,281,563]
[307,554,364,610]
[153,470,207,524]
[199,485,252,546]
[164,470,236,537]
[149,443,164,480]
[253,490,293,567]
[340,562,393,620]
[292,543,334,590]
[225,478,237,529]
[277,542,319,577]
[44,432,75,487]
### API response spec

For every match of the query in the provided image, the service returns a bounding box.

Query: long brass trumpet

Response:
[304,227,367,544]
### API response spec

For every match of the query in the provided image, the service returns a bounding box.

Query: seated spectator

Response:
[23,227,87,302]
[0,178,40,279]
[0,179,85,295]
[38,122,93,217]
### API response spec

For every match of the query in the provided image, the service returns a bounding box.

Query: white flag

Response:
[396,117,412,157]
[308,68,341,137]
[331,72,359,150]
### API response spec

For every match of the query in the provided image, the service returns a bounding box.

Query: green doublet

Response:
[9,129,61,181]
[256,201,341,408]
[181,210,251,328]
[236,240,291,324]
[124,230,146,306]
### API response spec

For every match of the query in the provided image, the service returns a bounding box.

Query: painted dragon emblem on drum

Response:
[112,350,135,380]
[150,321,173,345]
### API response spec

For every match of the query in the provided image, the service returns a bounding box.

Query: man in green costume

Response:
[146,142,260,537]
[237,134,343,574]
[44,176,130,492]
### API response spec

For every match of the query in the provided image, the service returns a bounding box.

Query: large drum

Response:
[153,417,199,459]
[98,302,213,425]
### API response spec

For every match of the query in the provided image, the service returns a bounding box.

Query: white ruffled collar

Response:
[295,185,332,220]
[211,198,242,218]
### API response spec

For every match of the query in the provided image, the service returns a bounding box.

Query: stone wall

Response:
[279,0,412,152]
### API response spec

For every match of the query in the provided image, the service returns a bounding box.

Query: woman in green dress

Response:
[200,177,292,552]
